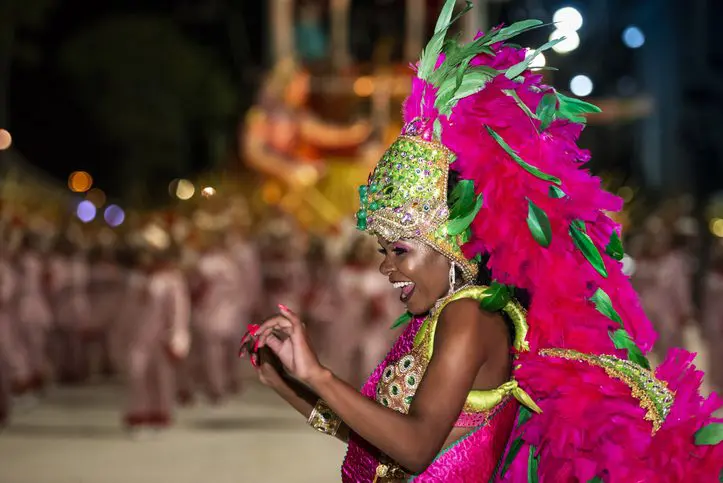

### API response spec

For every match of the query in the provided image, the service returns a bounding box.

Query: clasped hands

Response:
[238,304,327,385]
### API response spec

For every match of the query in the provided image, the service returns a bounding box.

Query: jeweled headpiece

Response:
[356,130,479,281]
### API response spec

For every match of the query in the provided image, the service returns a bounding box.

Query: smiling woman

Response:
[239,1,723,481]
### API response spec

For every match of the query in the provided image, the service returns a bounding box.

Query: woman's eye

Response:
[392,247,407,255]
[377,248,387,255]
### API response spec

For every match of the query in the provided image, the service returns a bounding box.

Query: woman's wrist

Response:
[305,365,333,392]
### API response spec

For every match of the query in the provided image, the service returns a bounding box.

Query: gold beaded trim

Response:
[307,399,342,437]
[373,461,410,482]
[539,348,674,434]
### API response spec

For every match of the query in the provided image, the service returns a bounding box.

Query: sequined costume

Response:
[337,0,722,481]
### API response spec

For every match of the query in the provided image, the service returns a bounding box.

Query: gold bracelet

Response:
[307,399,342,437]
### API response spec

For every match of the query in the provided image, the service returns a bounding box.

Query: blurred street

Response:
[0,375,344,483]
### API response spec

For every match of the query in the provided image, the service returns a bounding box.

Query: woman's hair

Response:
[447,169,531,313]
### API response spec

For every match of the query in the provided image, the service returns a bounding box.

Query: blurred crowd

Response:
[0,194,722,435]
[0,211,403,436]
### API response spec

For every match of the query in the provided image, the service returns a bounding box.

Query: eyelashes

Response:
[377,246,408,256]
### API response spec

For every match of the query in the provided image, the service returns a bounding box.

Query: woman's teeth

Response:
[392,281,414,289]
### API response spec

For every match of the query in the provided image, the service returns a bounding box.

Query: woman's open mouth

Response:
[392,281,416,303]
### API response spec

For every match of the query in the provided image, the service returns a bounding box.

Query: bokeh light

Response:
[622,26,645,49]
[104,204,125,227]
[201,186,216,198]
[0,129,12,150]
[353,76,374,97]
[550,30,580,54]
[570,74,594,97]
[76,200,97,223]
[175,179,195,200]
[552,6,583,32]
[86,188,106,208]
[68,171,93,193]
[526,49,546,69]
[710,218,723,237]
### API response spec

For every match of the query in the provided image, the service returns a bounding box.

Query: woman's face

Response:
[377,237,450,315]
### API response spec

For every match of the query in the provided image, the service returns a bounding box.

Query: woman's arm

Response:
[261,300,507,474]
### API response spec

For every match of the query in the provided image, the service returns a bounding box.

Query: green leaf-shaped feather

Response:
[548,185,566,198]
[505,89,539,120]
[500,437,524,478]
[485,126,562,185]
[605,231,624,261]
[527,199,552,248]
[517,406,533,426]
[556,92,602,124]
[448,194,483,235]
[418,0,472,81]
[694,423,723,446]
[448,179,476,218]
[505,37,564,80]
[609,329,650,369]
[479,282,511,312]
[483,20,545,46]
[390,311,412,330]
[590,288,623,326]
[527,445,540,483]
[570,222,608,278]
[536,93,557,131]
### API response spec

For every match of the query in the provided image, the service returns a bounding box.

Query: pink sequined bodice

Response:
[342,314,518,482]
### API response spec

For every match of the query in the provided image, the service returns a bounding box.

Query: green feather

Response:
[527,445,539,483]
[517,406,533,426]
[418,0,472,81]
[435,66,498,114]
[506,37,564,80]
[526,199,552,248]
[588,478,603,483]
[590,288,623,326]
[605,231,624,261]
[536,93,557,131]
[694,423,723,446]
[448,179,476,218]
[548,185,566,199]
[556,92,602,124]
[500,437,524,478]
[485,126,562,185]
[570,222,608,278]
[479,282,511,312]
[505,89,539,120]
[484,20,545,45]
[447,194,483,235]
[390,312,412,330]
[609,329,650,369]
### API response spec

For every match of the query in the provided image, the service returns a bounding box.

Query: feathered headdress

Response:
[357,0,723,479]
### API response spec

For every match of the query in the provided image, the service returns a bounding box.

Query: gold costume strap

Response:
[540,348,674,433]
[307,399,342,437]
[414,285,539,414]
[465,380,542,414]
[415,286,530,358]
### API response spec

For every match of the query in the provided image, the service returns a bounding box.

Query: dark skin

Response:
[245,237,512,479]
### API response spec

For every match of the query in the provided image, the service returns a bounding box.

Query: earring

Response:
[449,262,456,293]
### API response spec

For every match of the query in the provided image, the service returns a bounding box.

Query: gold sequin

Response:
[539,348,674,434]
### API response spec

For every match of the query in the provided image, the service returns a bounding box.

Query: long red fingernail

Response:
[247,324,260,335]
[250,354,258,367]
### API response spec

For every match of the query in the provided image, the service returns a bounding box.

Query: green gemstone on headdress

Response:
[359,185,368,197]
[369,201,379,211]
[370,183,379,193]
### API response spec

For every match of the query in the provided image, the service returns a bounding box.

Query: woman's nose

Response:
[379,257,394,277]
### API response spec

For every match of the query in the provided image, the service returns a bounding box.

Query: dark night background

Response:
[5,0,723,206]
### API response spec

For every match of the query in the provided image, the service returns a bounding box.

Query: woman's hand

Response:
[256,305,326,384]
